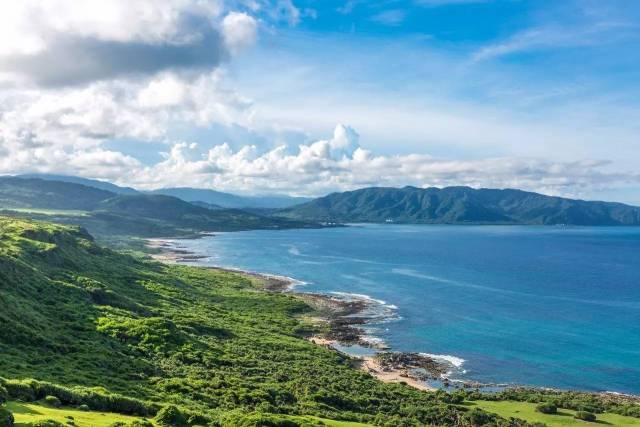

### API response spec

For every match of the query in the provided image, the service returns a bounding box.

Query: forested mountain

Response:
[277,186,640,225]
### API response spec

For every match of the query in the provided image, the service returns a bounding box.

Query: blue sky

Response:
[0,0,639,202]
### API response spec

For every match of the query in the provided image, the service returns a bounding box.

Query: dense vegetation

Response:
[0,177,315,239]
[277,186,640,225]
[0,217,535,426]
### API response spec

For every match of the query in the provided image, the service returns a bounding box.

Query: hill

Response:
[95,194,311,232]
[0,217,491,426]
[0,177,315,239]
[277,186,640,226]
[18,173,139,195]
[0,176,115,210]
[150,187,311,209]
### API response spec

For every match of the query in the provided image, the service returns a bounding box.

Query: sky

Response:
[0,0,639,203]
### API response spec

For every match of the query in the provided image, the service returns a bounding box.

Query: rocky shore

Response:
[147,237,458,391]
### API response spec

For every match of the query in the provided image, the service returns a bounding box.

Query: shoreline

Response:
[146,237,468,392]
[145,236,640,400]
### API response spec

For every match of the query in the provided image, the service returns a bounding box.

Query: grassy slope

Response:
[469,401,640,427]
[7,401,372,427]
[1,216,509,426]
[7,401,153,426]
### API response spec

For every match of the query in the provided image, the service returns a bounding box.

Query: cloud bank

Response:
[125,124,640,198]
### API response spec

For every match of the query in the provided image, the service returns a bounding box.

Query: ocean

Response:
[175,224,640,394]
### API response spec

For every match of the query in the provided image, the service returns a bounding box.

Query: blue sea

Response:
[176,224,640,394]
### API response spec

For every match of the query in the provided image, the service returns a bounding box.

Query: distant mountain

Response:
[14,174,310,208]
[0,176,115,210]
[0,177,315,237]
[277,186,640,226]
[18,173,139,195]
[96,194,307,232]
[149,187,311,209]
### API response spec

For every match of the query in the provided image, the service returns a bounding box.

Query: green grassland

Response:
[5,401,374,427]
[7,401,153,426]
[469,401,640,427]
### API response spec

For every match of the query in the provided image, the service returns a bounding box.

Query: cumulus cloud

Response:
[120,124,640,197]
[0,1,259,181]
[0,70,254,180]
[222,12,258,54]
[0,1,257,86]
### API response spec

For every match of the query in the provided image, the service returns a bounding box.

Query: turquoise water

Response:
[178,224,640,394]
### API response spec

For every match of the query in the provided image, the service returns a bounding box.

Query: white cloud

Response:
[371,10,406,26]
[123,124,640,198]
[222,12,259,54]
[0,1,260,181]
[0,0,223,56]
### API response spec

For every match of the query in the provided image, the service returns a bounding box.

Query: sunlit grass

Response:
[7,401,154,426]
[470,400,640,427]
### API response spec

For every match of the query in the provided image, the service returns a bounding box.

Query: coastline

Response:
[147,237,456,391]
[145,236,640,401]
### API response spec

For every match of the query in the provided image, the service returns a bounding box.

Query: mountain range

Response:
[0,176,314,238]
[20,174,309,209]
[3,175,640,229]
[277,186,640,226]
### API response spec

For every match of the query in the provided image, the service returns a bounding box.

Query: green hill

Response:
[0,177,315,239]
[277,186,640,225]
[18,173,140,195]
[0,177,114,210]
[0,216,505,426]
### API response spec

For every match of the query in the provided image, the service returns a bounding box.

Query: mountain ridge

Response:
[277,186,640,226]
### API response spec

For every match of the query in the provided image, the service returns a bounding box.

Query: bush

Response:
[0,407,14,427]
[463,408,494,426]
[535,402,557,414]
[574,411,596,422]
[0,386,8,405]
[1,379,156,417]
[44,395,62,408]
[25,420,64,427]
[77,405,89,411]
[155,405,188,427]
[4,380,35,401]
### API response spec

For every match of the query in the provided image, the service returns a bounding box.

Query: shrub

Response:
[155,405,188,427]
[535,402,557,414]
[574,411,596,422]
[44,395,62,408]
[463,408,494,426]
[26,420,65,427]
[0,407,14,427]
[0,386,8,405]
[77,405,89,411]
[4,380,35,401]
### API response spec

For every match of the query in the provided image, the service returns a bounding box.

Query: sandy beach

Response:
[358,356,437,391]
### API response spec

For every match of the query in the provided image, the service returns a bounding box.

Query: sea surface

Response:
[176,224,640,394]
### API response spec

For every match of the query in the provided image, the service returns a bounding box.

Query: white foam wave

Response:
[287,245,301,256]
[329,291,387,306]
[420,352,466,368]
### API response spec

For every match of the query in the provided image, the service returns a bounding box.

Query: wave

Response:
[419,352,466,368]
[287,245,301,256]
